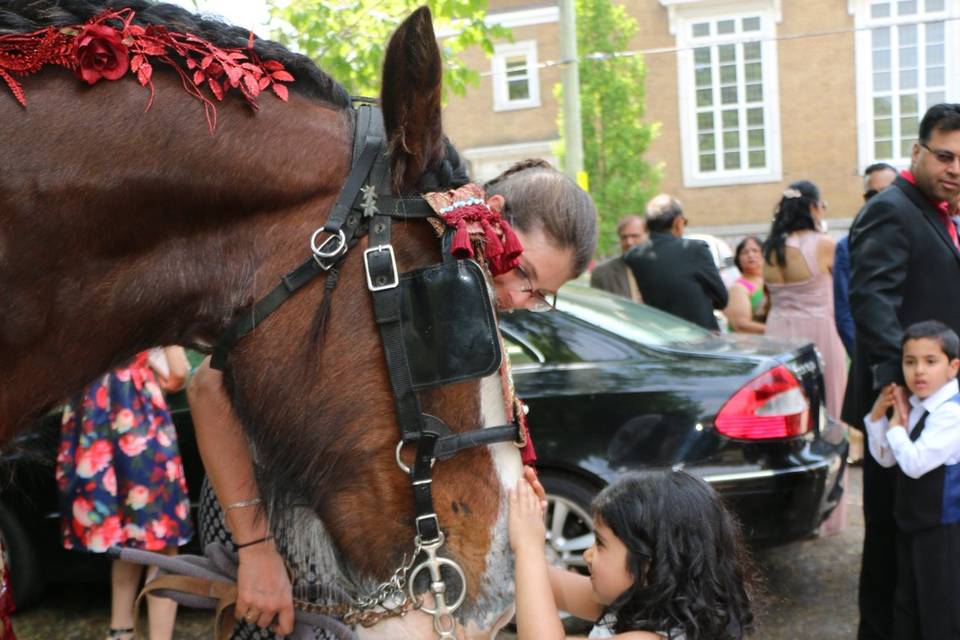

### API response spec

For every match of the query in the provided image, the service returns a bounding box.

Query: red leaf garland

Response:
[0,7,294,131]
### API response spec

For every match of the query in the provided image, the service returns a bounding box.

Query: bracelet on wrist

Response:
[225,497,262,512]
[235,534,274,550]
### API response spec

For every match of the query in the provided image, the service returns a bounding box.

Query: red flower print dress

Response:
[56,352,193,552]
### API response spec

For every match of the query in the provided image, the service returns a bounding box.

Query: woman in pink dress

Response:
[763,181,849,534]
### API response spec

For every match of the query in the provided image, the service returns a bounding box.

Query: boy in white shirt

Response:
[865,319,960,639]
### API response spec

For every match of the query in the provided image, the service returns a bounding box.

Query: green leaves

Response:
[265,0,506,98]
[558,0,661,256]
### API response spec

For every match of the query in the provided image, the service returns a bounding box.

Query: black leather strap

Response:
[434,424,520,461]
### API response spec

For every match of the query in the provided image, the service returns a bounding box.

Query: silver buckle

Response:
[364,244,399,291]
[311,229,348,270]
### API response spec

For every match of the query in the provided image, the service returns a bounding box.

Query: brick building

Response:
[442,0,960,236]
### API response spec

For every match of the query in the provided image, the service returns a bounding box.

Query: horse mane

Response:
[0,0,351,109]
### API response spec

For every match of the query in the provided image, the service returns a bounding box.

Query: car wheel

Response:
[0,502,44,609]
[538,473,598,575]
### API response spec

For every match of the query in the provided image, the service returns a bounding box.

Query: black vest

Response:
[894,394,960,533]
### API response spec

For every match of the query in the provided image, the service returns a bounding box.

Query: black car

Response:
[1,283,845,608]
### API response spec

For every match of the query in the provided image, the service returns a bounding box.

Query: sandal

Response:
[106,628,134,640]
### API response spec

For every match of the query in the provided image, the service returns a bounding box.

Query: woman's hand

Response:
[235,539,295,635]
[870,383,896,422]
[509,477,546,554]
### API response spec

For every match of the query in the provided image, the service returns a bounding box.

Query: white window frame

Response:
[670,1,783,188]
[849,0,960,172]
[492,40,541,112]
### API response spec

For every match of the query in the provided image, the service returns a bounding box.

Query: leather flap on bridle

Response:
[399,259,502,390]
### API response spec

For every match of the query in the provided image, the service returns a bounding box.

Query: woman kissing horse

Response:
[0,2,597,637]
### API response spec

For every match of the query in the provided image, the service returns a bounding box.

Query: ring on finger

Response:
[244,610,259,622]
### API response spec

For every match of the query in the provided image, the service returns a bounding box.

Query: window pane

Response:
[698,133,716,152]
[721,86,738,104]
[748,128,765,147]
[875,140,894,158]
[897,0,917,14]
[872,27,890,49]
[899,94,918,114]
[748,150,766,168]
[718,19,735,34]
[694,47,711,65]
[697,89,713,107]
[746,84,763,102]
[872,48,891,70]
[927,44,945,66]
[900,116,918,137]
[927,91,946,105]
[900,25,917,46]
[926,22,945,43]
[743,42,761,61]
[696,67,712,87]
[745,62,762,82]
[693,22,710,37]
[724,151,741,169]
[720,64,737,84]
[875,118,893,138]
[925,0,945,10]
[874,96,893,116]
[874,71,892,92]
[899,46,917,69]
[699,154,716,172]
[697,112,714,130]
[718,44,736,63]
[723,130,739,150]
[900,139,914,157]
[871,2,891,18]
[747,108,764,126]
[742,17,761,32]
[722,110,739,128]
[927,67,945,86]
[900,68,918,90]
[508,80,529,101]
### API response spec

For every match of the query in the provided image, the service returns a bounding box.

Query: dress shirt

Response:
[864,378,960,478]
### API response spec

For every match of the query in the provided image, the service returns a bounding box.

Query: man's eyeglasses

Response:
[921,142,960,167]
[514,264,557,313]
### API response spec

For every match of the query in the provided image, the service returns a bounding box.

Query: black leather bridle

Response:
[210,102,523,636]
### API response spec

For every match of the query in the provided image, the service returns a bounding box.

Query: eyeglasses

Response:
[513,264,558,312]
[921,142,960,167]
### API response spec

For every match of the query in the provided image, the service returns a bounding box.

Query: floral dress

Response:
[56,352,193,552]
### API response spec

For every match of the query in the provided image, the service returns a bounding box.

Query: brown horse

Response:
[0,2,520,637]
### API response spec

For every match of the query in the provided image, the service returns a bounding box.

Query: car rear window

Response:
[556,282,712,346]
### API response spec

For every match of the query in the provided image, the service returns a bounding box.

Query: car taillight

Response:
[715,365,810,439]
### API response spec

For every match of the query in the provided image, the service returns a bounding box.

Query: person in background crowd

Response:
[590,215,648,302]
[57,347,193,640]
[843,103,960,640]
[625,194,728,330]
[835,162,898,356]
[724,236,767,334]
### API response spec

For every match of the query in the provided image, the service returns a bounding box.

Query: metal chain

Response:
[292,538,423,628]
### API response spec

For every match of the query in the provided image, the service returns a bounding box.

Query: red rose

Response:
[75,24,129,85]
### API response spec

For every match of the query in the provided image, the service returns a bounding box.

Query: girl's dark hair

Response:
[902,319,960,360]
[762,180,821,267]
[593,470,754,640]
[484,159,598,277]
[734,236,762,273]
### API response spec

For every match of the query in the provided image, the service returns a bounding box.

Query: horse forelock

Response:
[0,0,351,109]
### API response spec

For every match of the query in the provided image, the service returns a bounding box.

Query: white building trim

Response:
[462,140,560,182]
[659,0,781,35]
[436,6,558,39]
[492,40,541,112]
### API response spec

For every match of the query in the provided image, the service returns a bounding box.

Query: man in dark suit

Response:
[844,103,960,640]
[590,215,647,302]
[624,194,727,330]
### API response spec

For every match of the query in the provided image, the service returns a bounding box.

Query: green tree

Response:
[265,0,509,98]
[557,0,661,257]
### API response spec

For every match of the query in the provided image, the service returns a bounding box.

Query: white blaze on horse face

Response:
[480,372,523,489]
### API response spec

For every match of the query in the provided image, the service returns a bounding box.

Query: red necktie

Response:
[940,210,960,250]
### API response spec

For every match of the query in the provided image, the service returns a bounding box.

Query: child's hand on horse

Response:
[509,476,546,554]
[522,465,548,513]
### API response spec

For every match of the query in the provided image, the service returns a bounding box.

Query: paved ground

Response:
[12,469,863,639]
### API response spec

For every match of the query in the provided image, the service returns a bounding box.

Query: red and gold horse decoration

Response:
[0,7,292,130]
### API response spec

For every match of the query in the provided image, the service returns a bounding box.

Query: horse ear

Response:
[381,6,444,193]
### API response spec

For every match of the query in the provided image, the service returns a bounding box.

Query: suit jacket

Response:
[624,232,728,330]
[833,235,855,356]
[590,255,635,300]
[842,175,960,429]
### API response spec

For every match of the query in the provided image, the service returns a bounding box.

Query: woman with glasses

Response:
[762,180,849,535]
[186,158,598,638]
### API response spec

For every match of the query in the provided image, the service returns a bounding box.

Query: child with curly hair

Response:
[509,468,754,639]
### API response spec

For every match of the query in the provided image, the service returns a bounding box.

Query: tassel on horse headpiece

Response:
[423,183,524,277]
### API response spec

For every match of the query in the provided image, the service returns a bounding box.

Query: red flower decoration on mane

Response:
[75,24,129,84]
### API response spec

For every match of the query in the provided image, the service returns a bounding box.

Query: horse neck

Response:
[0,70,352,436]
